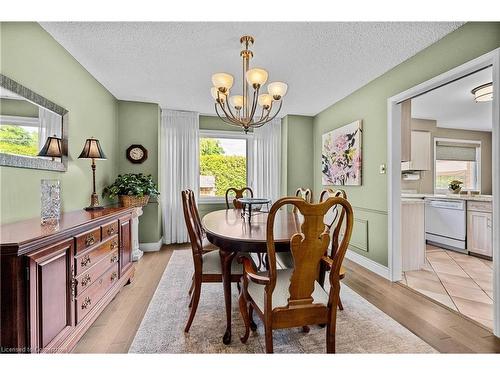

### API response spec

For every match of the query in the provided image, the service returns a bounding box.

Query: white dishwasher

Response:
[425,198,467,253]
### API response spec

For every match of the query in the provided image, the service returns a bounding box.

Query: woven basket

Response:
[119,195,150,208]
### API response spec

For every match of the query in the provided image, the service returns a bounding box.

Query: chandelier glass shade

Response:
[210,35,287,133]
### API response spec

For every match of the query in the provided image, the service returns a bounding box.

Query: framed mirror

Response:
[0,74,68,172]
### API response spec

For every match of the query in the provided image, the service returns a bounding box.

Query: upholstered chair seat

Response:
[247,269,329,311]
[201,250,248,275]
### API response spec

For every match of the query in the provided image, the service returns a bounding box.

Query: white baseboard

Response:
[345,249,390,280]
[139,237,163,252]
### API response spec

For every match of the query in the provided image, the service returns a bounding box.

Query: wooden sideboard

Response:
[0,206,135,353]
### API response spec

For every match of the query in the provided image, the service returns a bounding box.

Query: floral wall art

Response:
[322,120,362,186]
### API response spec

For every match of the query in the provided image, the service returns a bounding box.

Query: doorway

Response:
[387,49,500,336]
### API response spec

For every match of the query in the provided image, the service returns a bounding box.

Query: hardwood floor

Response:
[73,244,500,353]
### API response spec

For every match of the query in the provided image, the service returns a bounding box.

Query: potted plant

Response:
[103,173,159,208]
[448,179,463,194]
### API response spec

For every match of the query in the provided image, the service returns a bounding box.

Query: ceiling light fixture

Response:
[471,82,493,102]
[210,35,288,133]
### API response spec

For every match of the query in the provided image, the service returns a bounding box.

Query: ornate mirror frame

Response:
[0,74,68,172]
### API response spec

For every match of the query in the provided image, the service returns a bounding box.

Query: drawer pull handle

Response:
[107,226,115,235]
[81,255,91,267]
[81,274,92,287]
[110,241,118,250]
[81,296,92,310]
[110,271,118,282]
[110,253,118,263]
[85,234,95,247]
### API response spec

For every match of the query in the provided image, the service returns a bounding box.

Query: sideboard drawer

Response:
[75,249,119,296]
[101,220,119,241]
[75,228,101,254]
[75,263,119,324]
[75,235,118,275]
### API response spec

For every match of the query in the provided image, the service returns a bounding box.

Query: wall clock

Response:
[126,144,148,164]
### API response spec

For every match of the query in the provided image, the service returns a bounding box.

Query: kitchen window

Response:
[199,130,253,202]
[434,138,481,193]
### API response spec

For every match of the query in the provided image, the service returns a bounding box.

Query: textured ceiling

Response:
[412,67,492,132]
[40,22,463,116]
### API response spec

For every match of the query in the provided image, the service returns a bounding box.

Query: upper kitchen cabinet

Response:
[401,130,431,171]
[401,99,412,162]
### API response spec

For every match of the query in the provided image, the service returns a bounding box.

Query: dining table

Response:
[202,208,301,345]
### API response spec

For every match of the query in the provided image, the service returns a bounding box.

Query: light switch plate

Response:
[379,164,386,174]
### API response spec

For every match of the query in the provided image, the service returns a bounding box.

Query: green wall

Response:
[117,101,161,243]
[282,115,314,196]
[313,22,500,266]
[0,22,119,224]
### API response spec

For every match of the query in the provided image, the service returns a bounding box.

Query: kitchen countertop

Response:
[401,193,492,202]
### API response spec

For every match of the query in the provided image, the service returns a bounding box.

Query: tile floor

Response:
[400,244,493,330]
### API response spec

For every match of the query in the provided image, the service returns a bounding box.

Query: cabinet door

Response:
[27,239,75,353]
[410,131,431,171]
[119,215,133,276]
[467,211,493,257]
[401,99,412,162]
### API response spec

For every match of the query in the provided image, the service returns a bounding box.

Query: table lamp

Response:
[78,137,107,210]
[37,135,62,160]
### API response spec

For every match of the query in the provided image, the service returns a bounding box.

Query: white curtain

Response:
[160,109,200,244]
[38,107,61,149]
[252,117,282,203]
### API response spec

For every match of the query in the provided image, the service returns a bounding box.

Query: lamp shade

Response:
[246,68,268,87]
[38,136,62,158]
[268,81,288,99]
[78,138,107,159]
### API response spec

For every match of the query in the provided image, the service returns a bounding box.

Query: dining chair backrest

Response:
[225,187,254,209]
[293,188,312,214]
[265,197,353,311]
[319,188,347,258]
[181,189,204,262]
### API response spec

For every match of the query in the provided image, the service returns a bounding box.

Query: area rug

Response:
[129,250,436,353]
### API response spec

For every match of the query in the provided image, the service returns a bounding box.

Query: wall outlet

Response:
[379,164,386,174]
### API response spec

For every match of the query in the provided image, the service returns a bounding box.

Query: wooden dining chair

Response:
[318,188,348,311]
[275,187,313,268]
[181,189,249,333]
[225,187,254,209]
[238,196,354,353]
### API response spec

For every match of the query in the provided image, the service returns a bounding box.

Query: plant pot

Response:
[119,195,150,208]
[448,187,461,194]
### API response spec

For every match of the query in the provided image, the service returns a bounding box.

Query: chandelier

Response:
[210,35,288,133]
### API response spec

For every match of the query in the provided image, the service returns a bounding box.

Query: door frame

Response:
[387,48,500,336]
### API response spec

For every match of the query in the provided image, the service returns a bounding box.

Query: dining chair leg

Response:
[184,280,201,333]
[326,322,336,354]
[264,323,274,353]
[338,298,344,311]
[188,275,194,297]
[249,304,257,332]
[238,291,250,343]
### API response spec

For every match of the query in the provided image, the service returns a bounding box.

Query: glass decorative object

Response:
[41,179,61,224]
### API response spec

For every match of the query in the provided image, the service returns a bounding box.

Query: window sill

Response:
[199,198,227,205]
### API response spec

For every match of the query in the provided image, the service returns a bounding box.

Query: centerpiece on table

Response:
[448,180,463,194]
[103,173,159,207]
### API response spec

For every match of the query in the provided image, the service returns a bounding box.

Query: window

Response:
[199,130,253,201]
[0,116,40,157]
[434,139,481,193]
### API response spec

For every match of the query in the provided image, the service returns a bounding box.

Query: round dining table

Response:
[202,208,300,345]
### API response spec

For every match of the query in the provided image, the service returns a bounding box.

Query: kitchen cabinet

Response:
[401,199,426,271]
[401,99,412,162]
[467,201,493,258]
[401,130,431,171]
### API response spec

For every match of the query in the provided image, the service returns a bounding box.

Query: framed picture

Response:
[322,120,362,186]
